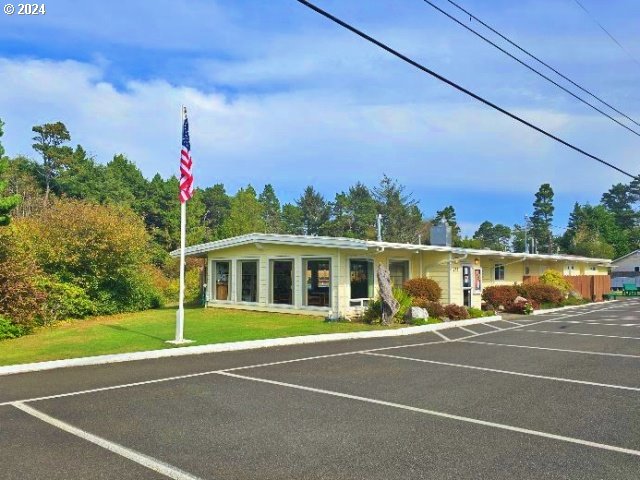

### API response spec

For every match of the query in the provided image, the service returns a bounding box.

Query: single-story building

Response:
[610,249,640,289]
[170,233,611,318]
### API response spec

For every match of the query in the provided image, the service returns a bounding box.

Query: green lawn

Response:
[0,306,398,366]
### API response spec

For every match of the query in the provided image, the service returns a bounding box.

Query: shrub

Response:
[443,304,470,320]
[0,316,27,340]
[506,299,534,315]
[483,309,496,317]
[539,269,572,295]
[403,277,442,302]
[466,307,484,319]
[482,285,518,310]
[518,283,564,306]
[364,288,413,324]
[560,296,589,307]
[36,277,97,325]
[413,298,446,319]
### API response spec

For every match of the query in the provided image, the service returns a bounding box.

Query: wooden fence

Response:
[523,275,610,301]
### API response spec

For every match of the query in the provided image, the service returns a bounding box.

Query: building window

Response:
[213,261,231,301]
[305,259,331,307]
[524,266,530,275]
[239,260,258,303]
[350,259,374,302]
[389,260,410,289]
[635,267,640,272]
[271,260,293,305]
[494,264,505,281]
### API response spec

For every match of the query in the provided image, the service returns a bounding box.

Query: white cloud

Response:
[0,56,635,201]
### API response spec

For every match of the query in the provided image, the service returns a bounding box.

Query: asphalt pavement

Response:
[1,299,639,479]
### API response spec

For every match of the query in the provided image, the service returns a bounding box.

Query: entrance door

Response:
[462,265,472,307]
[272,260,293,305]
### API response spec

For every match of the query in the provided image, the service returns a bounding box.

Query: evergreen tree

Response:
[0,119,20,225]
[258,184,282,233]
[56,146,106,201]
[511,224,526,252]
[31,122,73,204]
[200,184,230,240]
[220,185,264,238]
[326,182,377,238]
[561,203,621,258]
[372,175,423,243]
[281,203,304,234]
[530,183,555,253]
[601,183,638,231]
[296,186,330,235]
[473,221,512,251]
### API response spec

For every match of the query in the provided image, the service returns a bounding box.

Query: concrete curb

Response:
[0,315,501,376]
[530,300,615,316]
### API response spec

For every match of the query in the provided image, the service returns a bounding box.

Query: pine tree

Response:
[258,184,282,233]
[372,175,423,243]
[296,186,330,235]
[220,185,264,238]
[530,183,555,253]
[0,119,20,226]
[31,122,73,205]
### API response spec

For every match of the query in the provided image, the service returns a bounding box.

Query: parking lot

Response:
[1,299,639,479]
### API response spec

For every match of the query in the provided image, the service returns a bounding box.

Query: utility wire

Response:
[421,0,640,138]
[295,0,639,181]
[572,0,640,71]
[444,0,640,129]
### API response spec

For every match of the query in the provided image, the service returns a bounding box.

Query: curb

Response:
[0,315,501,376]
[530,299,616,316]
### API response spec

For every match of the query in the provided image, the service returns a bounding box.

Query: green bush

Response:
[413,298,446,319]
[364,288,413,324]
[466,307,484,319]
[560,297,589,307]
[402,277,442,302]
[443,304,469,320]
[411,318,443,326]
[0,316,28,340]
[539,269,572,295]
[483,309,496,317]
[37,277,97,324]
[482,285,518,310]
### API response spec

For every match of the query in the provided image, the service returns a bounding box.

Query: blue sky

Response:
[1,0,639,236]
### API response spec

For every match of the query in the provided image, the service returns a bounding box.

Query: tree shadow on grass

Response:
[104,325,166,343]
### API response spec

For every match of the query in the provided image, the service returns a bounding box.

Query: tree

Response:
[530,183,555,253]
[31,122,73,204]
[372,175,423,243]
[0,156,42,219]
[561,203,621,258]
[433,206,462,245]
[326,182,377,238]
[200,184,230,240]
[601,183,638,231]
[296,186,330,235]
[281,203,304,234]
[220,185,264,237]
[511,224,526,252]
[0,120,20,225]
[259,184,282,233]
[473,221,512,251]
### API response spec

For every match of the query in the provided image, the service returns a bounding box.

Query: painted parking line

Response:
[362,352,640,392]
[502,320,525,326]
[459,340,640,359]
[217,371,640,458]
[548,320,640,327]
[457,326,479,335]
[481,323,502,330]
[522,329,640,341]
[12,402,203,480]
[433,330,452,341]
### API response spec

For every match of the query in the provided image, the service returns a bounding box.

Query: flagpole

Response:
[170,105,192,345]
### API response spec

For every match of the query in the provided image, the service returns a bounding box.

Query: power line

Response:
[295,0,639,181]
[444,0,640,129]
[572,0,640,71]
[421,0,640,138]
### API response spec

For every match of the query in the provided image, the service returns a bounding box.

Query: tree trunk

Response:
[377,264,399,325]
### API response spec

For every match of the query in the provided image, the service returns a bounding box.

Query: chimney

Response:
[376,214,383,241]
[430,220,452,246]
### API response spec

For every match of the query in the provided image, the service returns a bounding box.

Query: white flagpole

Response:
[170,106,192,344]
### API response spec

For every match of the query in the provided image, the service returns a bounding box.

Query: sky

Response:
[1,0,639,237]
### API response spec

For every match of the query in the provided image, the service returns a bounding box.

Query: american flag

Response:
[179,112,194,203]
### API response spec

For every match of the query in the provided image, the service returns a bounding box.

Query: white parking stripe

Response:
[459,340,640,358]
[457,326,479,335]
[433,330,452,341]
[12,402,203,480]
[502,320,524,326]
[547,320,640,327]
[218,371,640,457]
[481,323,502,330]
[522,329,640,341]
[363,352,640,391]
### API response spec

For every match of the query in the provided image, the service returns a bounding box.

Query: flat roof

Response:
[170,233,611,265]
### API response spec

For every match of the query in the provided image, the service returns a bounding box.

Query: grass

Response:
[0,306,401,366]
